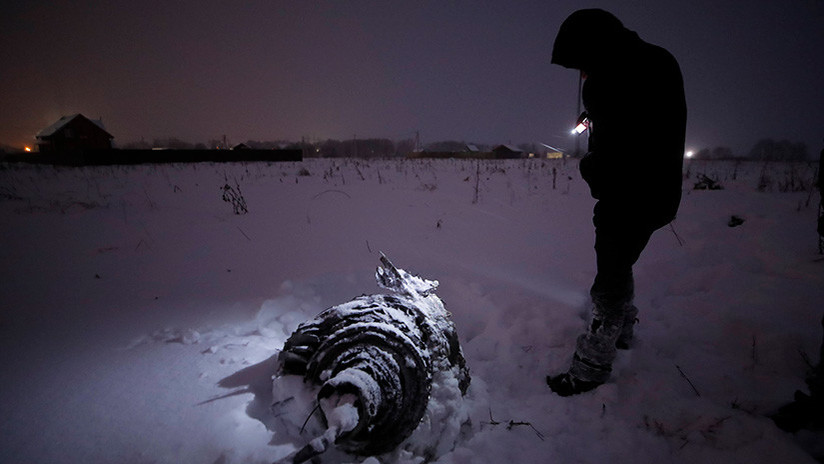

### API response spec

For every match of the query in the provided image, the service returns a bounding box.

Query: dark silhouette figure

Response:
[818,142,823,253]
[547,9,687,396]
[771,146,824,446]
[771,315,824,434]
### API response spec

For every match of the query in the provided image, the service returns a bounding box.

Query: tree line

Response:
[118,138,495,158]
[114,136,814,160]
[694,138,811,161]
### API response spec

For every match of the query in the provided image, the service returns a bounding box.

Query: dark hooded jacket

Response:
[552,9,687,231]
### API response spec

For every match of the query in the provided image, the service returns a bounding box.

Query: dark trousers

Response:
[590,221,654,311]
[569,208,656,383]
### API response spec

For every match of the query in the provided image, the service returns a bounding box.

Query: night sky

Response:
[2,1,823,156]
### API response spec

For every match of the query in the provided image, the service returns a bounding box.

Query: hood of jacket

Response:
[551,9,638,72]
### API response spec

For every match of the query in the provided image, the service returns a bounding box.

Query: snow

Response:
[320,394,361,435]
[0,158,822,463]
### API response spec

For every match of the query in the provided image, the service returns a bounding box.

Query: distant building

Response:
[537,144,565,159]
[231,143,250,150]
[36,114,113,154]
[491,144,524,159]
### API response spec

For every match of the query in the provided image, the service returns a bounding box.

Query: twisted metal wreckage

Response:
[271,255,471,463]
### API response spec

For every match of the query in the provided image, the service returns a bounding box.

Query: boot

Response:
[547,371,600,396]
[548,309,622,396]
[568,323,620,384]
[616,304,639,350]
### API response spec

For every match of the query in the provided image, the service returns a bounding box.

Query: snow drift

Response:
[0,158,822,463]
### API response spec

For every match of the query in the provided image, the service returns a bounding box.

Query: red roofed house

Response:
[36,114,113,154]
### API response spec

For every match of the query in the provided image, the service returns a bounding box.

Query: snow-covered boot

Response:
[549,307,623,396]
[616,304,639,350]
[546,372,600,396]
[568,321,620,384]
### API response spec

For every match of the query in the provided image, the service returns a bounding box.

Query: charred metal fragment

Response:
[275,255,470,462]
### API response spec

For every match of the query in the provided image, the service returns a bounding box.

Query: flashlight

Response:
[571,111,589,135]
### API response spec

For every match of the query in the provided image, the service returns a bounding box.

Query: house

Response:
[36,114,113,154]
[491,144,524,159]
[538,144,565,159]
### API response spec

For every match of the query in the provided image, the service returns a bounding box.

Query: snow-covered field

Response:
[1,157,822,463]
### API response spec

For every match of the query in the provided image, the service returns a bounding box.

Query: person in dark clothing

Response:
[818,143,823,251]
[547,9,687,396]
[818,142,823,190]
[771,315,824,433]
[770,144,824,435]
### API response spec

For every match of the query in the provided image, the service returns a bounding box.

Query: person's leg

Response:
[574,226,650,377]
[549,223,652,395]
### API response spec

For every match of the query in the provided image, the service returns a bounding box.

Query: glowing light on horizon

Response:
[24,146,32,152]
[685,150,694,158]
